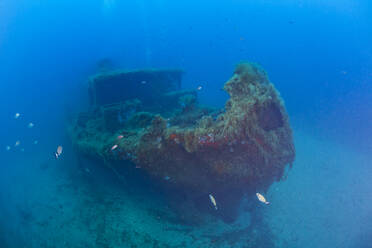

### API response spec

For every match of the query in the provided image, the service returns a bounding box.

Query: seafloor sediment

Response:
[69,62,295,222]
[3,128,369,248]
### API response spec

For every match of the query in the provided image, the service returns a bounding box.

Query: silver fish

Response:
[209,194,218,210]
[256,193,270,205]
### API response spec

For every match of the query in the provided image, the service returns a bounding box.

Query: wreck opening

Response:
[258,102,284,131]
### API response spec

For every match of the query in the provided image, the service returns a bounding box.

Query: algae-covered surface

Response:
[70,63,295,224]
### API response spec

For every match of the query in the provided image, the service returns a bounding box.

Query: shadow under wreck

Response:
[69,63,295,223]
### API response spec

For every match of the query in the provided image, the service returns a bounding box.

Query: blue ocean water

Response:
[0,1,371,247]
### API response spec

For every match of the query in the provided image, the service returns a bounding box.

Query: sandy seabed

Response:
[0,128,371,248]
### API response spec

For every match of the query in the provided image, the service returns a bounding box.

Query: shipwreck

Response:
[70,63,295,222]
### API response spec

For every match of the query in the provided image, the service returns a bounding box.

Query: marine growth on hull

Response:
[69,62,295,221]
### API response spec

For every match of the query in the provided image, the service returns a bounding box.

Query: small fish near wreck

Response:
[209,194,218,210]
[111,144,118,151]
[69,64,295,221]
[55,145,63,159]
[256,193,270,205]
